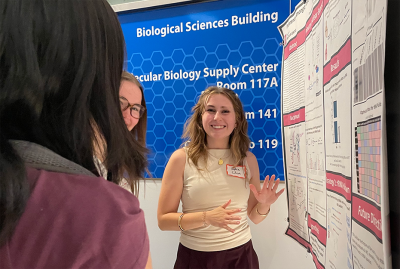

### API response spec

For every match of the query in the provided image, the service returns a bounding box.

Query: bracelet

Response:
[256,205,270,217]
[202,211,208,227]
[178,213,185,231]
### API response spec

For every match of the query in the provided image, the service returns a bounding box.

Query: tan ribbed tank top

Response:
[180,148,252,251]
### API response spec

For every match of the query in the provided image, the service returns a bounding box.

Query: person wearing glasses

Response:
[94,71,148,193]
[120,71,147,147]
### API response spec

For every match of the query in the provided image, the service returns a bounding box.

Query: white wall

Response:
[138,181,315,269]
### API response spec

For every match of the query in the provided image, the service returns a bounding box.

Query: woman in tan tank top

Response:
[158,86,285,268]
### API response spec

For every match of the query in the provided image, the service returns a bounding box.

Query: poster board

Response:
[279,0,391,268]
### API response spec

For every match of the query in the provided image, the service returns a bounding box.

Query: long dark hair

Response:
[0,0,147,245]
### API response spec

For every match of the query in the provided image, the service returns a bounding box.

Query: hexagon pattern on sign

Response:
[126,38,283,180]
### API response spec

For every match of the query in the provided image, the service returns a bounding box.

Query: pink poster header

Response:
[284,29,305,60]
[352,195,383,242]
[308,215,327,245]
[283,107,305,126]
[323,39,351,85]
[326,172,351,202]
[305,0,327,37]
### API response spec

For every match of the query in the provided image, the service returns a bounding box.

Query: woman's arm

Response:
[157,149,242,232]
[246,151,285,224]
[157,149,190,231]
[145,252,152,269]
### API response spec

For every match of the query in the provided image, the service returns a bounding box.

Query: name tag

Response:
[226,164,246,179]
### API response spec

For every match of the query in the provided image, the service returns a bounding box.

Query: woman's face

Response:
[119,80,142,131]
[201,94,237,148]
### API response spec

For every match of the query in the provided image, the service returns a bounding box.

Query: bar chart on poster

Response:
[279,0,391,268]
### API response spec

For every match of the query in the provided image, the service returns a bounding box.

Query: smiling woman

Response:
[201,94,237,148]
[157,86,285,269]
[94,71,149,192]
[121,71,148,147]
[119,81,142,131]
[184,87,250,167]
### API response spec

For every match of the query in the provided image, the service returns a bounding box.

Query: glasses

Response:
[119,96,146,119]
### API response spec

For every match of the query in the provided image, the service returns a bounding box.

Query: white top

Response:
[94,156,132,193]
[180,148,252,252]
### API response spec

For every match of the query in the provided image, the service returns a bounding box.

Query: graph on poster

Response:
[355,116,381,204]
[279,0,390,268]
[289,129,303,167]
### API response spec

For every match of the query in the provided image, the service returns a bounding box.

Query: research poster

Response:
[279,0,390,268]
[119,0,292,178]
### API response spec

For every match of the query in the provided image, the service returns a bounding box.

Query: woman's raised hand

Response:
[249,175,285,206]
[205,199,241,233]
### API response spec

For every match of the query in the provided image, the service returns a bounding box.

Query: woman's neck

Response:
[206,139,229,149]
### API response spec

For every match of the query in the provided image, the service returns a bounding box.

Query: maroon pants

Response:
[174,240,259,269]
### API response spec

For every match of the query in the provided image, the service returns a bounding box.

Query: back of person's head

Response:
[0,0,147,245]
[121,71,147,147]
[183,86,250,169]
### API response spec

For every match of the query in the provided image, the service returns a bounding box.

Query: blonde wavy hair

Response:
[182,86,250,170]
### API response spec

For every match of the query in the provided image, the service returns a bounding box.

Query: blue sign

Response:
[119,0,290,179]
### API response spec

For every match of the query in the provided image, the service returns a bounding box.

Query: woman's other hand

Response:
[249,175,284,206]
[205,199,242,233]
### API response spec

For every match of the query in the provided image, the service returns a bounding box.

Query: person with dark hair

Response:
[0,0,150,267]
[157,86,284,268]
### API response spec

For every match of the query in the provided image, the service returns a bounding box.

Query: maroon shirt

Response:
[0,167,149,268]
